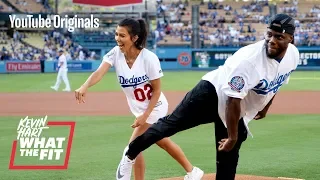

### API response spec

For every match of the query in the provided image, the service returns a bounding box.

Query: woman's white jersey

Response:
[103,46,168,124]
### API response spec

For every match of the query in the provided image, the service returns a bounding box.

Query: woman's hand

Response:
[75,85,88,104]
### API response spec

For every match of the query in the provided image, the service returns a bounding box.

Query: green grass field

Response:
[0,71,320,92]
[0,71,319,180]
[0,115,319,180]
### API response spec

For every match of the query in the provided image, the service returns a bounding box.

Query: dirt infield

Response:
[159,174,304,180]
[0,91,317,180]
[0,91,319,116]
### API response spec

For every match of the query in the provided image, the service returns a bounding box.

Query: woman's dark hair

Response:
[118,18,148,50]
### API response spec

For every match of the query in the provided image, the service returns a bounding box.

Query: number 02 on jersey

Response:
[134,84,153,102]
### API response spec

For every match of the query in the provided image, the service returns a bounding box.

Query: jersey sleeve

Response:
[102,47,117,67]
[221,61,260,99]
[145,53,164,80]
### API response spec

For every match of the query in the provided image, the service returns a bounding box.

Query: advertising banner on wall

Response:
[53,62,93,72]
[6,62,41,73]
[192,50,320,68]
[192,51,234,68]
[299,51,320,66]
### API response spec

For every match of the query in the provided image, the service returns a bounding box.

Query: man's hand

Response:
[131,114,148,128]
[254,95,276,120]
[218,138,237,152]
[254,109,267,120]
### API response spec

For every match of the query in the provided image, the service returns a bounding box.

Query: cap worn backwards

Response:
[268,14,295,35]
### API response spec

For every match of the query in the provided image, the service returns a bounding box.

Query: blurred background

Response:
[0,2,319,179]
[0,0,319,72]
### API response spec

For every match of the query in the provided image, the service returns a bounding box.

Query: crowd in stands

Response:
[11,0,52,13]
[2,0,320,61]
[277,1,320,46]
[155,0,269,46]
[294,22,320,46]
[0,5,13,12]
[0,31,39,61]
[43,30,99,61]
[155,0,320,47]
[0,0,52,13]
[0,30,99,61]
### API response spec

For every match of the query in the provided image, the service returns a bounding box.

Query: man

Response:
[39,51,46,73]
[51,49,71,92]
[116,14,299,180]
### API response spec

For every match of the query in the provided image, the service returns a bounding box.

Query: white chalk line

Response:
[278,177,304,180]
[291,77,320,80]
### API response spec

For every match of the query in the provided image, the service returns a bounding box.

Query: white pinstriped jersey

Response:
[202,40,300,136]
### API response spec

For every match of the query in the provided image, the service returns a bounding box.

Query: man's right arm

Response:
[219,60,260,152]
[217,97,241,152]
[225,97,241,141]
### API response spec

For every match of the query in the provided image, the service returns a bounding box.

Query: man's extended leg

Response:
[127,80,219,159]
[116,80,219,180]
[214,118,248,180]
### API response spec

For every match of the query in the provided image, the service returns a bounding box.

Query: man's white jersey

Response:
[202,40,300,136]
[58,54,67,70]
[103,46,167,117]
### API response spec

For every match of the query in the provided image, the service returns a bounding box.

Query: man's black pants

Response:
[126,80,248,180]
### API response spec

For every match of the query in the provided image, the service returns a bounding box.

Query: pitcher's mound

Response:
[158,174,304,180]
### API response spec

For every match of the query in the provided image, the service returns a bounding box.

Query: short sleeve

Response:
[102,47,117,67]
[145,53,164,80]
[221,61,260,99]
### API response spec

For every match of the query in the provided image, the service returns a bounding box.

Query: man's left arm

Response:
[59,61,64,68]
[254,94,276,120]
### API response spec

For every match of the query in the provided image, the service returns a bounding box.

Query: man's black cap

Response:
[268,14,295,35]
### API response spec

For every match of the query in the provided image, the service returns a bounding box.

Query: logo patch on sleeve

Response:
[228,76,245,92]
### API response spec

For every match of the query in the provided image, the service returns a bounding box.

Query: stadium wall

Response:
[1,47,320,73]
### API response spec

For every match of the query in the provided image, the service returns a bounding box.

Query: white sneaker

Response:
[184,167,204,180]
[50,86,58,91]
[116,146,135,180]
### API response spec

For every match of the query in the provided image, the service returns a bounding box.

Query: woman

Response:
[74,18,203,180]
